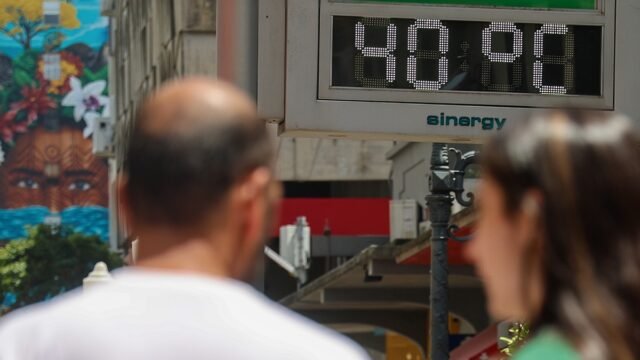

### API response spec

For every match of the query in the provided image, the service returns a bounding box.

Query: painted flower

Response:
[6,85,56,126]
[0,113,15,143]
[61,77,108,122]
[0,111,28,143]
[37,52,84,94]
[82,100,110,138]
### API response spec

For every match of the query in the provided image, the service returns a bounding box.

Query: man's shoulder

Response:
[0,289,85,333]
[0,276,371,360]
[0,291,87,359]
[225,289,369,359]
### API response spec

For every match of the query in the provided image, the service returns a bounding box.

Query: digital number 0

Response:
[481,22,523,92]
[355,19,397,87]
[407,19,449,91]
[534,24,574,95]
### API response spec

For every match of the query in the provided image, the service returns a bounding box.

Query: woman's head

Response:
[465,110,640,359]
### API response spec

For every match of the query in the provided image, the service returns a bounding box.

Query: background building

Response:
[102,0,394,251]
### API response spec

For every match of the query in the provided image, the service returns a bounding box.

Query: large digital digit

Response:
[354,18,397,87]
[407,19,449,91]
[481,22,523,92]
[534,24,575,95]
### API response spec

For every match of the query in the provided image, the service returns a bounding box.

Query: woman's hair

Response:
[482,110,640,360]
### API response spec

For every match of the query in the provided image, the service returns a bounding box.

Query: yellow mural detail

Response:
[37,52,83,94]
[0,0,80,49]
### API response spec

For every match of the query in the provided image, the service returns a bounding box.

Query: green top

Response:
[514,329,580,360]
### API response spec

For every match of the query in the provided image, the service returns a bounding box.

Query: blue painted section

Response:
[0,206,109,242]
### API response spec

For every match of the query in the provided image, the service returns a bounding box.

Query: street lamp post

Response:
[427,143,479,360]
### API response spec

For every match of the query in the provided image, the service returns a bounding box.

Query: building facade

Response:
[103,0,394,246]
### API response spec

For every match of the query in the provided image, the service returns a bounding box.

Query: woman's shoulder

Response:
[513,329,580,360]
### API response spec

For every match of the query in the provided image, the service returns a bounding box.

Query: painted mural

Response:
[0,0,109,242]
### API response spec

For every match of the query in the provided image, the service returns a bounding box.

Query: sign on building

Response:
[258,0,640,143]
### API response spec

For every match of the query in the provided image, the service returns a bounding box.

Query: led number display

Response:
[332,17,602,95]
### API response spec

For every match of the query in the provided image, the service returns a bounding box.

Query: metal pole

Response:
[426,143,479,359]
[427,143,453,360]
[216,0,259,98]
[216,0,261,290]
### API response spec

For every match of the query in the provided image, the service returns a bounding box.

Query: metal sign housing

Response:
[257,0,640,143]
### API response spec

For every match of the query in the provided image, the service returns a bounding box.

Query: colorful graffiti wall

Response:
[0,0,109,242]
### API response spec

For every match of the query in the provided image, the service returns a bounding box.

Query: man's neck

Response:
[135,229,233,278]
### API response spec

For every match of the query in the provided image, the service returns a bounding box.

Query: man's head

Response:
[119,77,280,280]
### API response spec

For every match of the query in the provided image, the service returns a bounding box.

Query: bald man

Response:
[0,78,369,360]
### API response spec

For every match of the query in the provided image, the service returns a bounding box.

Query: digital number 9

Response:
[481,22,523,92]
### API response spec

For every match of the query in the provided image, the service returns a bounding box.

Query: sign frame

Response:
[318,3,613,108]
[257,0,640,143]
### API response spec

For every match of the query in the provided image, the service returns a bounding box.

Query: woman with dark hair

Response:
[464,110,640,359]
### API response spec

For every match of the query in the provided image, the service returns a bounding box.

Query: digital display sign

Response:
[341,0,597,10]
[332,17,602,95]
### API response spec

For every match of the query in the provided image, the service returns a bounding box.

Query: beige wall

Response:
[106,0,217,170]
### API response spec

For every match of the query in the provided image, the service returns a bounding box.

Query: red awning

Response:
[275,198,390,236]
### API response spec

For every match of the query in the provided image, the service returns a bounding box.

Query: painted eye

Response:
[68,180,92,191]
[16,179,39,190]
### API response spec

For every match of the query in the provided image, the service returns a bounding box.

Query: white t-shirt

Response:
[0,269,369,360]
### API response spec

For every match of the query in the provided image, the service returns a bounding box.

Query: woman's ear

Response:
[517,190,544,247]
[522,193,541,217]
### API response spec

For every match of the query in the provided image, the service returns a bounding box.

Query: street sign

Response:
[257,0,640,143]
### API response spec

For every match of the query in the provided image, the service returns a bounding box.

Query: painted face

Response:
[0,125,108,211]
[464,177,541,321]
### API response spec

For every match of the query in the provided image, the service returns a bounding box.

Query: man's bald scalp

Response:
[136,77,259,137]
[124,77,273,228]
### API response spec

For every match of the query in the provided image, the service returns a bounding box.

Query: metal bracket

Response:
[449,149,479,207]
[448,224,473,243]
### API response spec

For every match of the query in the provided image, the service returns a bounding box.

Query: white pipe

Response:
[264,247,298,278]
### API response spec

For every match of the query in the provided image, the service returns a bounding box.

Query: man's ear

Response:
[238,167,272,201]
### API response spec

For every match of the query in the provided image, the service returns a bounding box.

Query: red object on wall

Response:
[400,226,473,266]
[450,323,502,360]
[274,198,390,237]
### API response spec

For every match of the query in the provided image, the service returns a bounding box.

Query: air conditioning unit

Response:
[279,217,311,272]
[92,117,114,158]
[390,199,419,242]
[419,220,431,237]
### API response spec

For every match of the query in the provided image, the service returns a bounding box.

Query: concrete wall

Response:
[276,138,393,181]
[105,0,217,243]
[388,142,480,213]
